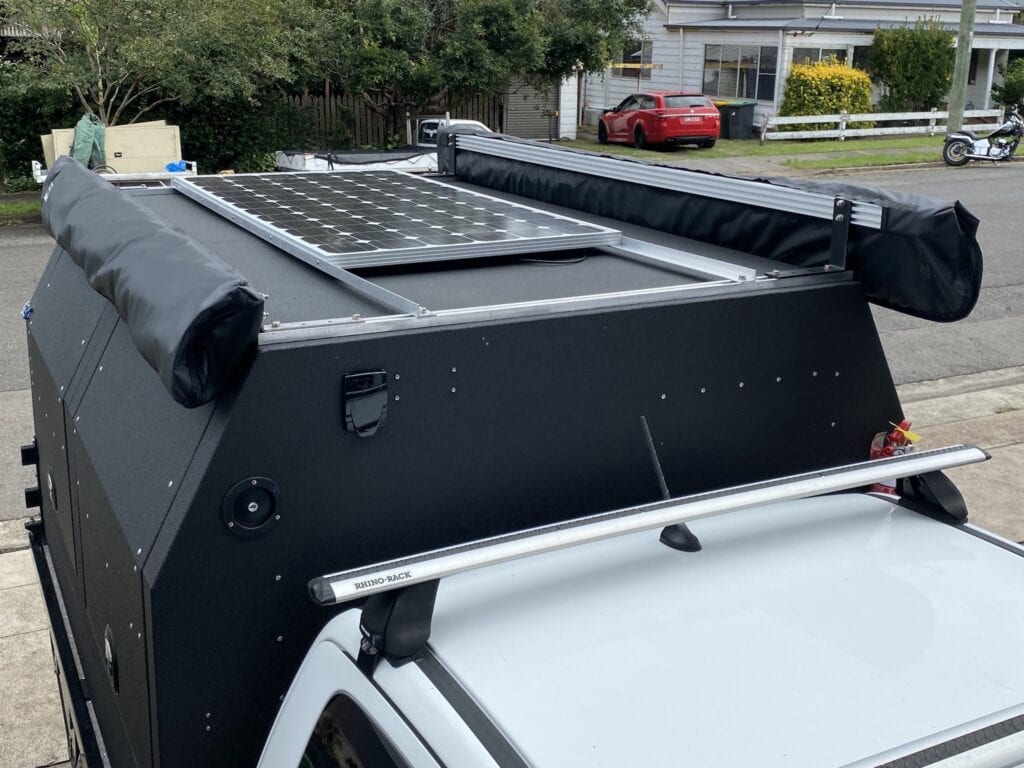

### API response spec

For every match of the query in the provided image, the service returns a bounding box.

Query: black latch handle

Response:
[343,371,389,438]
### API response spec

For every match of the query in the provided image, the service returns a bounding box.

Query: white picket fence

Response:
[760,108,1004,144]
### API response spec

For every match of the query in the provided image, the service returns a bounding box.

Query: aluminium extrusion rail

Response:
[256,268,774,345]
[452,134,886,230]
[251,237,764,343]
[309,444,988,605]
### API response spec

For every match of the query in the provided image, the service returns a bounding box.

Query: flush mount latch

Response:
[343,371,389,437]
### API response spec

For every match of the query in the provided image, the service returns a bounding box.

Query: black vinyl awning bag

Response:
[443,133,982,322]
[760,175,982,322]
[40,157,264,407]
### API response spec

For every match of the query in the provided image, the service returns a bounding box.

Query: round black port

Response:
[222,478,282,538]
[234,487,274,528]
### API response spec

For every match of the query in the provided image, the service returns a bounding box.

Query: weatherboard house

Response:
[582,0,1024,125]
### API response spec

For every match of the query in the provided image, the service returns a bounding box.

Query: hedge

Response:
[779,60,874,130]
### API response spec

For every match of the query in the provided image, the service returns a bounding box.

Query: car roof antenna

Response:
[641,416,702,552]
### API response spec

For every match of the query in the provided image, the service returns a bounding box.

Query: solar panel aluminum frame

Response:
[170,171,623,270]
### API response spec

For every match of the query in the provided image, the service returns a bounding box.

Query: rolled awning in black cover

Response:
[445,133,982,322]
[40,157,264,407]
[761,175,982,322]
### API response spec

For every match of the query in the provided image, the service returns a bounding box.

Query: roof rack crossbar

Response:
[452,134,885,230]
[309,444,988,605]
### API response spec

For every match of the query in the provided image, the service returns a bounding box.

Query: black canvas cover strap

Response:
[40,157,264,407]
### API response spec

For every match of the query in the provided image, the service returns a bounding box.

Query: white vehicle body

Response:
[275,117,492,174]
[260,493,1024,768]
[413,118,491,147]
[274,150,440,174]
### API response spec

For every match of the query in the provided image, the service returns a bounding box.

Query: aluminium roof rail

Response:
[448,133,885,270]
[310,444,987,606]
[451,134,884,229]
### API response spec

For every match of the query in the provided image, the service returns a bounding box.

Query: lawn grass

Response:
[706,135,942,158]
[782,149,942,170]
[0,198,42,225]
[561,134,946,164]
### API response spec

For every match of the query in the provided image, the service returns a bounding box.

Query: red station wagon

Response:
[598,91,721,149]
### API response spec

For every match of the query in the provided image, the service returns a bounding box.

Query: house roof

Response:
[666,17,1024,37]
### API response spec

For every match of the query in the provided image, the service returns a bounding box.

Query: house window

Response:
[852,46,872,69]
[968,49,979,85]
[703,45,778,101]
[613,39,654,80]
[792,47,848,65]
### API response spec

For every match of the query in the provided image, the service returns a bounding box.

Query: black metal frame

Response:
[830,197,851,271]
[25,517,108,768]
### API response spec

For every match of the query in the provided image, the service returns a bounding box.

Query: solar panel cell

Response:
[173,170,621,268]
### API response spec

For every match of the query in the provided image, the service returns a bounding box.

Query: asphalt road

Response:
[833,162,1024,387]
[0,227,51,523]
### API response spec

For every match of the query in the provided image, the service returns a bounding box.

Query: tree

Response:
[991,58,1024,108]
[314,0,539,134]
[538,0,652,78]
[1,0,650,150]
[868,19,955,112]
[2,0,315,124]
[314,0,650,134]
[0,66,80,182]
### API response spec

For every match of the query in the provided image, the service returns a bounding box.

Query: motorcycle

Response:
[943,107,1024,166]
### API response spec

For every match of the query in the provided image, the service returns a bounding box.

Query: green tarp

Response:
[70,113,105,169]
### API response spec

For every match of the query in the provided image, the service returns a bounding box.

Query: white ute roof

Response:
[408,493,1024,767]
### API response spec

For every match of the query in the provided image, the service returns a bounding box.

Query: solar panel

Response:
[172,170,621,269]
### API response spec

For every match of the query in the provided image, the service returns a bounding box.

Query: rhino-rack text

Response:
[353,571,413,591]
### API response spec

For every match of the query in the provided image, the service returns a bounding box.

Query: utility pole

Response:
[948,0,977,132]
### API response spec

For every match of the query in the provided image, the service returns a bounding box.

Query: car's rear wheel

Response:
[597,123,608,145]
[700,139,716,149]
[634,126,648,150]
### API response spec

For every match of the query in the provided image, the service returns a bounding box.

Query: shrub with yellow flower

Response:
[779,58,874,130]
